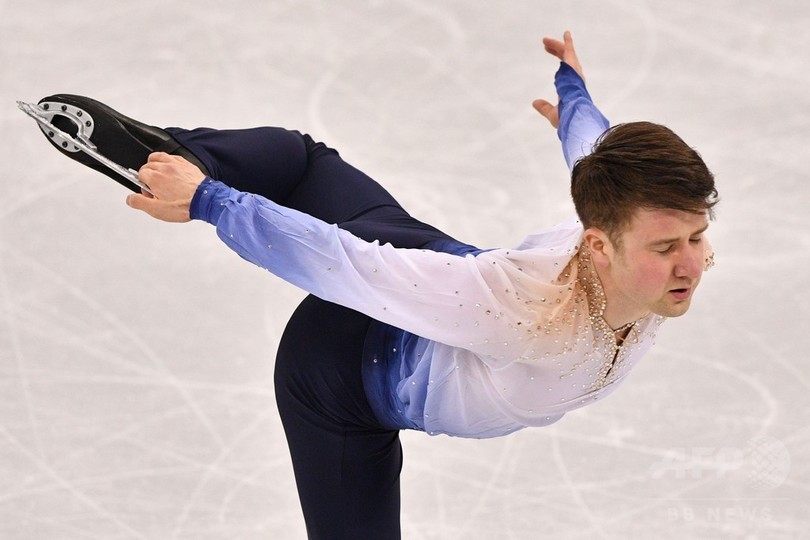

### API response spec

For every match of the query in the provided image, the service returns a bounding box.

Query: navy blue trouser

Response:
[169,127,465,539]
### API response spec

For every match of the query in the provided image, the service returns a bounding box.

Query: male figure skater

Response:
[26,33,717,539]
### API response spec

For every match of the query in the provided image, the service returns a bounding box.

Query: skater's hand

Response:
[532,30,584,129]
[126,152,205,222]
[542,30,584,80]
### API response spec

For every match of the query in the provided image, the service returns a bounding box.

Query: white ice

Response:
[1,1,808,538]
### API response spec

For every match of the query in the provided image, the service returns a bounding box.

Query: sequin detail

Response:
[512,244,663,400]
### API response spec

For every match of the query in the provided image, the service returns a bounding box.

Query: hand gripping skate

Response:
[17,100,154,194]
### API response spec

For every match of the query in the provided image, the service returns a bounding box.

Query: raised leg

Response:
[170,126,460,247]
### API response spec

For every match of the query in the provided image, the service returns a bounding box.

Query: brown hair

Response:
[571,121,718,246]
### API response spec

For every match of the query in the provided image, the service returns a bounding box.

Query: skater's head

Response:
[573,122,718,320]
[571,121,718,249]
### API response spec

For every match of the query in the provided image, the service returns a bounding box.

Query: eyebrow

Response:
[647,223,710,247]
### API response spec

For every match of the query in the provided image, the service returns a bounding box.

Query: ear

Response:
[582,227,614,266]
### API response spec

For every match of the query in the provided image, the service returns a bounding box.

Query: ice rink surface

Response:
[1,1,808,538]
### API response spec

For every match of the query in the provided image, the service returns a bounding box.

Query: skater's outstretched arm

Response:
[532,30,584,127]
[533,31,610,171]
[126,149,578,366]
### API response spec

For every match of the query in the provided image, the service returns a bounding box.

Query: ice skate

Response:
[17,95,209,193]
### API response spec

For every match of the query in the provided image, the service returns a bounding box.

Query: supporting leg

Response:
[274,295,403,540]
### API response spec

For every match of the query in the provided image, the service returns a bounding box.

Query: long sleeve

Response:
[555,62,610,171]
[190,180,581,364]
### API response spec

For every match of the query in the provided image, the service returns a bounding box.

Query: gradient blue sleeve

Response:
[188,178,561,362]
[555,62,610,171]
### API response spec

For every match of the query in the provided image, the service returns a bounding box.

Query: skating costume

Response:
[187,63,664,439]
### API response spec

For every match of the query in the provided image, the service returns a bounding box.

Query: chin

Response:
[654,301,692,318]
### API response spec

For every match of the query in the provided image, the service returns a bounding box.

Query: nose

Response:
[674,246,703,279]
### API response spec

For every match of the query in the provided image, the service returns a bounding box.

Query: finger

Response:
[126,193,160,215]
[126,194,190,223]
[532,99,559,128]
[147,151,174,163]
[138,161,176,194]
[542,37,565,59]
[562,31,579,62]
[149,152,194,168]
[556,31,585,81]
[563,30,574,48]
[137,166,160,197]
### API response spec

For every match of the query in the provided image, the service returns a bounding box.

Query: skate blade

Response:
[17,100,153,195]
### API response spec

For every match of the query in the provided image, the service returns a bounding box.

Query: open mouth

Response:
[669,288,691,300]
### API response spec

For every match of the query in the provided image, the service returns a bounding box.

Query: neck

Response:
[591,260,649,330]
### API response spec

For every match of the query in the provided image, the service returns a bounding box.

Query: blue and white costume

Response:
[189,63,663,438]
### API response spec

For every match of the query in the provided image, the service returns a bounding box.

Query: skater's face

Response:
[594,208,711,321]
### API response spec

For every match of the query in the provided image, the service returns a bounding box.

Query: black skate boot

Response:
[18,95,209,193]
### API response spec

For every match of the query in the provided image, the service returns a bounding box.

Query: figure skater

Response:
[25,32,717,539]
